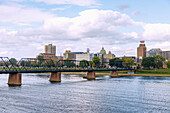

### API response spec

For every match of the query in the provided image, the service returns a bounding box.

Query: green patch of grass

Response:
[137,68,170,74]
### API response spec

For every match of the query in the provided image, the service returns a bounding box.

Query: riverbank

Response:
[61,72,170,77]
[61,72,109,75]
[119,74,170,77]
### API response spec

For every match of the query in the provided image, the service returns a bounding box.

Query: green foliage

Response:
[43,59,55,67]
[93,56,100,67]
[109,58,123,68]
[37,55,44,60]
[54,61,61,67]
[122,57,135,68]
[63,60,75,67]
[37,55,44,66]
[137,68,170,74]
[79,60,89,68]
[141,57,155,69]
[0,62,4,66]
[109,59,115,67]
[89,61,93,67]
[9,58,17,66]
[153,55,165,68]
[30,62,37,67]
[167,61,170,68]
[20,61,30,66]
[101,55,105,66]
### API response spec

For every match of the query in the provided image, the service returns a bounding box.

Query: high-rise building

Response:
[137,41,147,63]
[45,44,56,55]
[147,48,161,57]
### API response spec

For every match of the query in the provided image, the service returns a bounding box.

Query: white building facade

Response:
[76,53,92,65]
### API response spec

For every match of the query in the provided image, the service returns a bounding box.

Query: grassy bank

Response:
[62,72,110,75]
[136,68,170,74]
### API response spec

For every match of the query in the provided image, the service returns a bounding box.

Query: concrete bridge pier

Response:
[110,71,118,78]
[49,72,61,82]
[87,71,95,80]
[8,73,22,86]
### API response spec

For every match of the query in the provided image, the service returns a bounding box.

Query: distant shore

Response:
[61,72,109,75]
[61,72,170,77]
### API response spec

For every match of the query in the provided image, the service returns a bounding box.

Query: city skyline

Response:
[0,0,170,59]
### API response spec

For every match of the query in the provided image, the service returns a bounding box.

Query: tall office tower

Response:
[137,41,147,63]
[45,44,56,55]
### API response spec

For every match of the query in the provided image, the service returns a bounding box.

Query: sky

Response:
[0,0,170,59]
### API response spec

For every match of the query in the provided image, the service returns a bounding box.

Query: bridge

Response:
[0,57,133,86]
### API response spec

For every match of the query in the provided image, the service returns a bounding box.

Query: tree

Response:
[122,57,135,68]
[20,61,25,66]
[20,61,30,67]
[115,59,123,68]
[37,55,44,66]
[153,55,165,68]
[0,62,4,66]
[89,61,93,67]
[54,61,61,67]
[109,59,115,67]
[44,59,55,67]
[79,60,89,68]
[9,58,17,66]
[93,56,100,67]
[101,54,105,67]
[63,59,75,68]
[109,58,123,68]
[167,61,170,68]
[30,62,37,67]
[141,57,155,69]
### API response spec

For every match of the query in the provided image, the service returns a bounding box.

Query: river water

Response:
[0,74,170,113]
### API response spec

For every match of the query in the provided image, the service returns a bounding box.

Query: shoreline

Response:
[61,72,170,77]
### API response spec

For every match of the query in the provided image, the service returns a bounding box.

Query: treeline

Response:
[141,55,169,69]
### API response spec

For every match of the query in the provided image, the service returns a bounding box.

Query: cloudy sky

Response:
[0,0,170,59]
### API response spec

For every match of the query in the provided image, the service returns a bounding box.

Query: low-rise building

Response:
[147,48,161,57]
[105,51,116,62]
[63,50,84,60]
[158,51,170,60]
[97,47,115,64]
[39,53,58,61]
[76,53,92,65]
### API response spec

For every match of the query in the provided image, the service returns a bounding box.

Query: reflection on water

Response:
[0,74,170,113]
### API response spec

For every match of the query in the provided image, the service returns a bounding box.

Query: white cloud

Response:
[1,9,170,58]
[143,24,170,41]
[147,41,170,51]
[124,32,139,39]
[42,9,139,41]
[33,0,100,6]
[51,6,70,11]
[0,4,54,24]
[0,9,142,58]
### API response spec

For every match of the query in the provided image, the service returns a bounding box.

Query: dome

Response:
[100,47,106,54]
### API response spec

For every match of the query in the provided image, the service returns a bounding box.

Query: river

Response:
[0,74,170,113]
